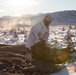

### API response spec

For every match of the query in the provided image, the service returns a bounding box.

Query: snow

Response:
[51,62,76,75]
[0,10,76,74]
[0,24,76,75]
[33,10,76,25]
[0,25,76,47]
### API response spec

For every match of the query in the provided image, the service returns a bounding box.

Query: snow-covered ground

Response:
[0,25,76,75]
[51,62,76,75]
[0,25,76,48]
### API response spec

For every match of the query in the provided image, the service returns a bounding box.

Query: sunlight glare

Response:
[9,0,39,7]
[7,0,40,16]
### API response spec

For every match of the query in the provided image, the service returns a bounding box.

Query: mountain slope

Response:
[0,10,76,27]
[33,10,76,25]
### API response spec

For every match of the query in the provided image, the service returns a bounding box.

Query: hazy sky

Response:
[0,0,76,16]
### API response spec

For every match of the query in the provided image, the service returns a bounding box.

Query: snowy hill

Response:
[0,10,76,28]
[52,10,76,25]
[32,10,76,25]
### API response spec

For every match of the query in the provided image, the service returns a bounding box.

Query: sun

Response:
[8,0,39,16]
[9,0,39,7]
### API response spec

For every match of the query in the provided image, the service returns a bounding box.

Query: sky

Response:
[0,0,76,17]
